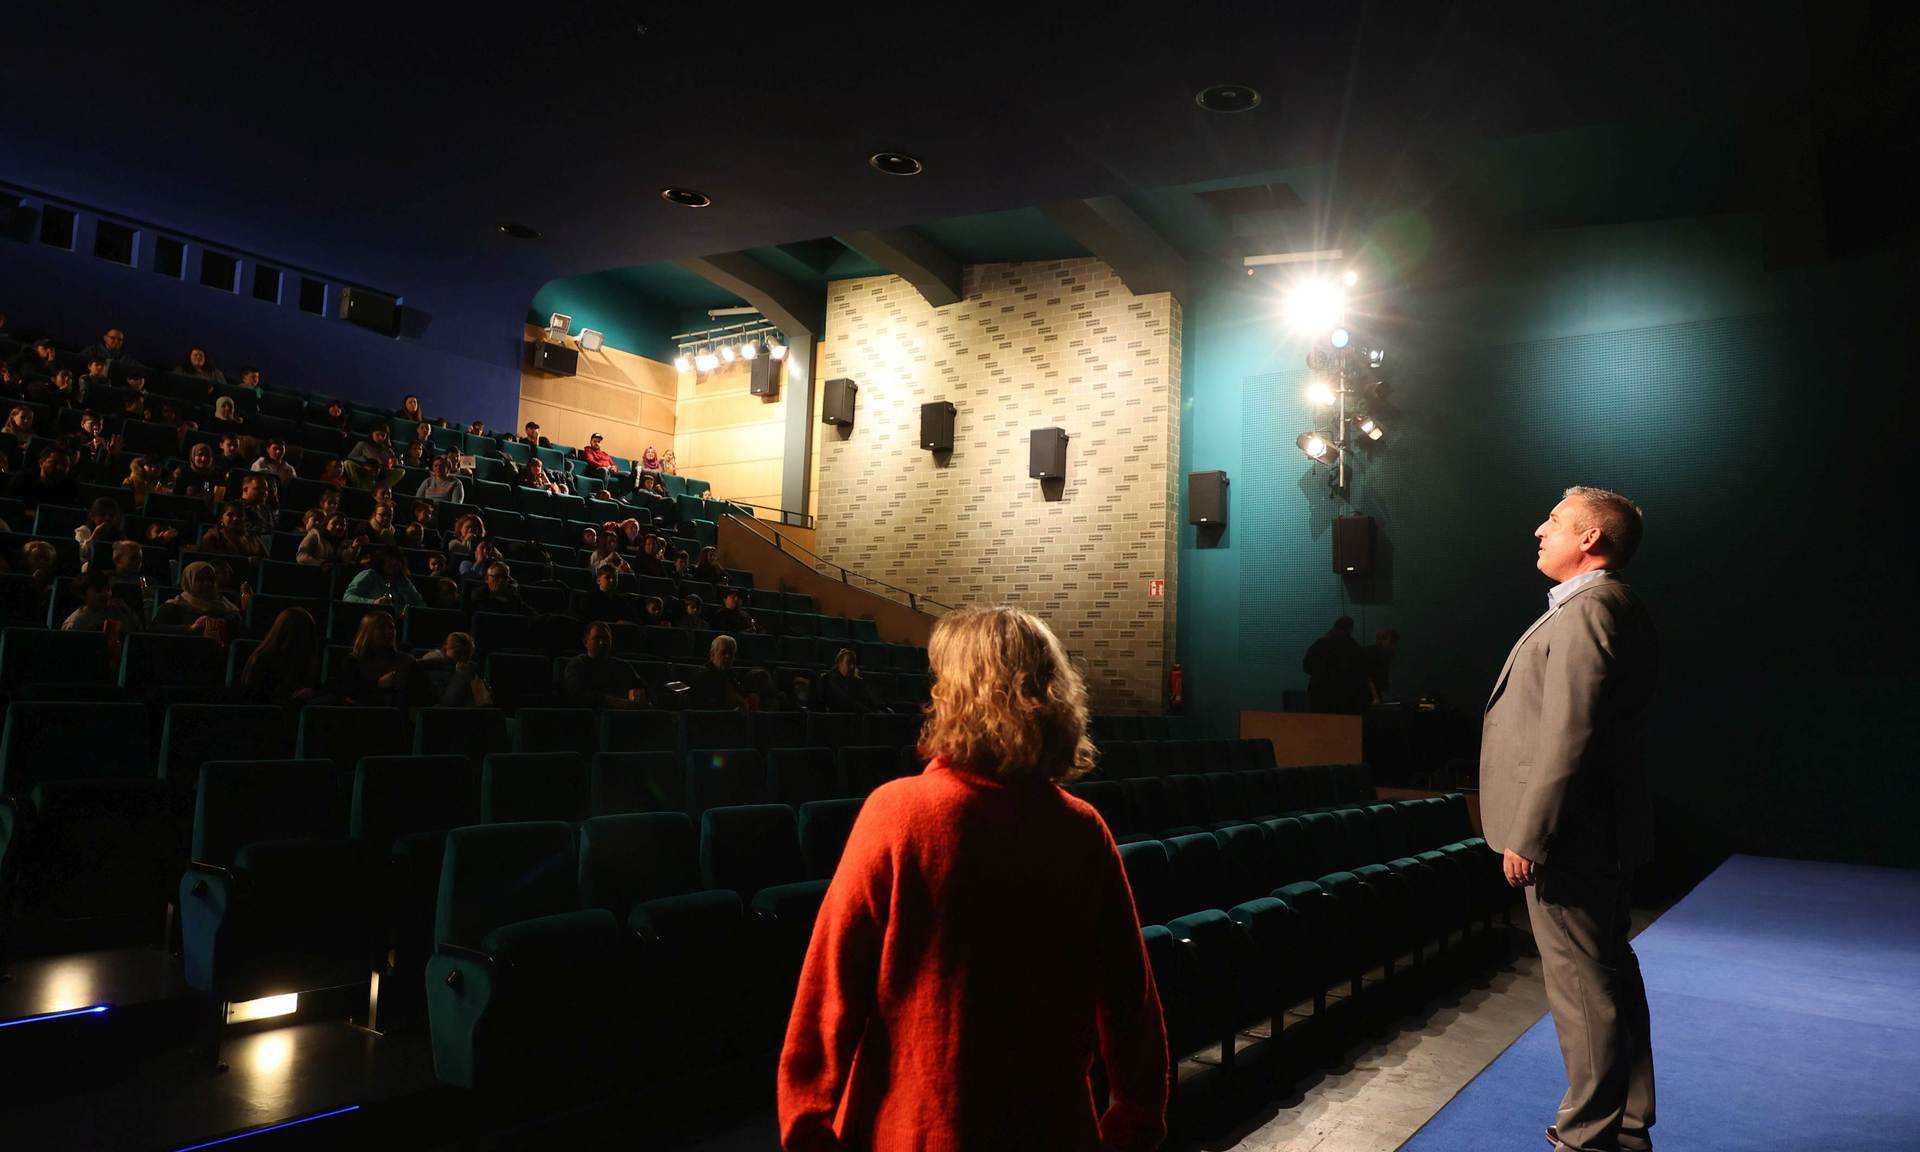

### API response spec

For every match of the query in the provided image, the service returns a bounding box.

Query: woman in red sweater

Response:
[778,605,1168,1151]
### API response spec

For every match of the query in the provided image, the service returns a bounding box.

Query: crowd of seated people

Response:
[1,315,924,721]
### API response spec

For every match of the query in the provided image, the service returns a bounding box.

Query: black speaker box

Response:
[1333,515,1374,575]
[343,287,402,337]
[920,401,956,451]
[1029,427,1068,478]
[527,340,578,376]
[749,356,780,397]
[821,378,857,426]
[1188,470,1229,525]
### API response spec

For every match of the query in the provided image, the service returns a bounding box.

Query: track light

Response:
[1296,431,1336,464]
[1342,269,1359,287]
[1356,416,1384,441]
[673,352,691,373]
[741,339,759,360]
[1306,379,1336,407]
[1330,327,1350,349]
[719,343,736,363]
[1281,277,1346,335]
[694,347,719,372]
[767,333,788,360]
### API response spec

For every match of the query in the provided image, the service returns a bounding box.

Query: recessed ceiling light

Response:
[660,188,713,208]
[1195,84,1262,114]
[868,152,924,176]
[496,222,541,239]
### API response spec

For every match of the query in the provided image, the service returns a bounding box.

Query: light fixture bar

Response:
[706,306,761,318]
[0,1004,111,1028]
[225,993,298,1024]
[1243,247,1346,268]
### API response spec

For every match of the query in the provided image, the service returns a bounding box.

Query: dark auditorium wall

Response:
[0,220,528,431]
[1176,212,1919,876]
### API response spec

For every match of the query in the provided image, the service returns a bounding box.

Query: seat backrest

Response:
[577,812,702,913]
[678,709,753,756]
[434,821,577,949]
[513,707,599,757]
[686,747,766,815]
[861,712,923,748]
[836,745,898,797]
[1213,822,1271,906]
[120,631,227,690]
[796,798,864,880]
[766,747,839,808]
[699,803,806,898]
[2,700,152,797]
[0,627,110,688]
[193,758,338,866]
[1064,779,1132,836]
[481,751,590,823]
[1118,839,1175,927]
[754,711,808,752]
[598,709,678,754]
[296,706,406,772]
[1203,771,1250,823]
[1259,816,1312,886]
[804,711,861,751]
[351,754,481,852]
[1238,769,1282,819]
[1096,740,1141,780]
[160,703,294,793]
[590,751,683,816]
[1165,831,1231,916]
[1235,738,1277,773]
[411,706,511,762]
[1366,802,1408,860]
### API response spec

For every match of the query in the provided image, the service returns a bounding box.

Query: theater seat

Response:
[513,708,598,758]
[410,707,511,764]
[159,703,296,801]
[482,752,590,823]
[296,706,406,776]
[0,627,112,690]
[590,751,683,816]
[686,747,766,815]
[698,803,829,1041]
[766,747,839,808]
[119,632,227,695]
[835,745,900,797]
[796,798,864,880]
[426,821,625,1093]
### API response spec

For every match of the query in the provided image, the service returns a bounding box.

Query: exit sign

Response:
[1148,579,1165,598]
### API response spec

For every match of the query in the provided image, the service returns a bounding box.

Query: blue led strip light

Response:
[0,1005,111,1028]
[171,1105,361,1151]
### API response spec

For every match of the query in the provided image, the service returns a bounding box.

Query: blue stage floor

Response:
[1402,854,1920,1152]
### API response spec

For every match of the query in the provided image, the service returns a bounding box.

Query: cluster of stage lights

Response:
[1280,270,1391,490]
[673,332,787,374]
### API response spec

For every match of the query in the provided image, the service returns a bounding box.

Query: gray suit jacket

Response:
[1480,572,1658,871]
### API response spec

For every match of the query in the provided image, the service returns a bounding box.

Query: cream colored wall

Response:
[517,323,675,465]
[672,357,787,515]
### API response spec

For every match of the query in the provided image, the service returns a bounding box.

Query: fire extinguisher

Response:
[1169,662,1184,712]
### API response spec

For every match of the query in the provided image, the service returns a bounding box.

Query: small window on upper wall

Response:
[200,250,239,292]
[154,236,186,279]
[253,264,283,303]
[39,205,76,250]
[298,277,328,315]
[94,220,137,266]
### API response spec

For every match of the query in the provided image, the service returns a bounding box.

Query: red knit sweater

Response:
[777,758,1168,1152]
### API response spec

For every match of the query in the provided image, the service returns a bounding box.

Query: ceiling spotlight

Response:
[719,343,737,363]
[496,222,541,240]
[1330,327,1351,349]
[577,328,605,353]
[741,339,759,360]
[768,334,788,361]
[694,347,719,372]
[869,151,925,176]
[1281,277,1346,335]
[1357,416,1384,441]
[1342,269,1359,287]
[660,187,713,208]
[1306,379,1336,407]
[1195,84,1263,114]
[1297,431,1336,464]
[673,352,692,373]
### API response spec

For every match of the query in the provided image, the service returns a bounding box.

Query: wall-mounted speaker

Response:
[343,287,402,337]
[920,401,956,451]
[1333,515,1375,575]
[526,340,578,376]
[1188,470,1229,525]
[821,378,857,426]
[1029,427,1068,478]
[749,356,780,397]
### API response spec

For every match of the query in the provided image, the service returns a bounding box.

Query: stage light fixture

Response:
[1342,269,1359,287]
[673,351,691,373]
[719,343,736,363]
[226,993,299,1024]
[741,339,759,360]
[694,346,719,372]
[1357,416,1384,441]
[1281,277,1346,334]
[1296,431,1335,463]
[769,338,788,361]
[1307,379,1336,407]
[577,328,605,352]
[1330,327,1351,349]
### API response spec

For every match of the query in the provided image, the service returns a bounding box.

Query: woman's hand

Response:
[378,671,400,689]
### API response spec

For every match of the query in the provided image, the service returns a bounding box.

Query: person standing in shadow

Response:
[1303,616,1368,713]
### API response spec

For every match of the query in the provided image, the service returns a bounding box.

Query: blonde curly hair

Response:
[916,605,1096,782]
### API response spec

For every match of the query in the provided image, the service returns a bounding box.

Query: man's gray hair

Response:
[709,634,737,660]
[1563,486,1645,569]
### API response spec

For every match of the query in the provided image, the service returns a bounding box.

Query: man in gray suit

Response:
[1482,486,1659,1152]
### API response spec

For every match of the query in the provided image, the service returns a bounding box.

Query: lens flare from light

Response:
[673,354,691,373]
[1281,277,1346,334]
[1330,327,1351,349]
[1307,380,1336,407]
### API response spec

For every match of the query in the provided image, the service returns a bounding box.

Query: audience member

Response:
[447,514,484,559]
[173,442,220,498]
[152,561,244,639]
[123,456,166,511]
[79,355,112,402]
[398,394,428,424]
[73,410,116,478]
[235,366,262,391]
[73,496,129,561]
[215,434,247,472]
[588,532,631,577]
[515,457,568,495]
[199,502,268,560]
[211,395,246,430]
[236,473,277,534]
[346,422,406,489]
[343,547,425,606]
[636,533,669,577]
[415,455,465,503]
[518,421,546,448]
[689,634,750,711]
[465,420,486,436]
[416,631,486,706]
[1364,628,1400,703]
[817,647,887,714]
[110,539,145,583]
[640,595,668,627]
[327,610,418,707]
[181,345,226,385]
[363,505,397,545]
[1303,615,1369,714]
[712,587,758,634]
[251,438,295,488]
[578,431,616,476]
[469,561,529,614]
[297,513,351,567]
[562,622,648,709]
[27,367,81,408]
[236,607,322,708]
[676,593,704,629]
[318,398,350,431]
[61,570,141,634]
[576,566,632,623]
[9,445,79,513]
[80,326,129,367]
[19,540,59,615]
[777,604,1166,1152]
[692,546,728,585]
[457,538,500,579]
[9,338,58,378]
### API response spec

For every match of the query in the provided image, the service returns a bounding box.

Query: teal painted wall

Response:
[527,274,681,359]
[1177,214,1918,879]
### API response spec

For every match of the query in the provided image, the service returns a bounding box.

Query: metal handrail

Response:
[712,498,817,530]
[725,513,955,615]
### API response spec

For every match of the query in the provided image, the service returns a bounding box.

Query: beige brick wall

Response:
[815,259,1181,713]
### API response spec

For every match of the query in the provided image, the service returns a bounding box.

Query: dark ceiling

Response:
[5,1,1908,324]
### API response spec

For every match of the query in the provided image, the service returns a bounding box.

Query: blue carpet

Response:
[1401,855,1920,1152]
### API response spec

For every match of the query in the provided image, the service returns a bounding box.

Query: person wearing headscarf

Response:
[150,560,245,637]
